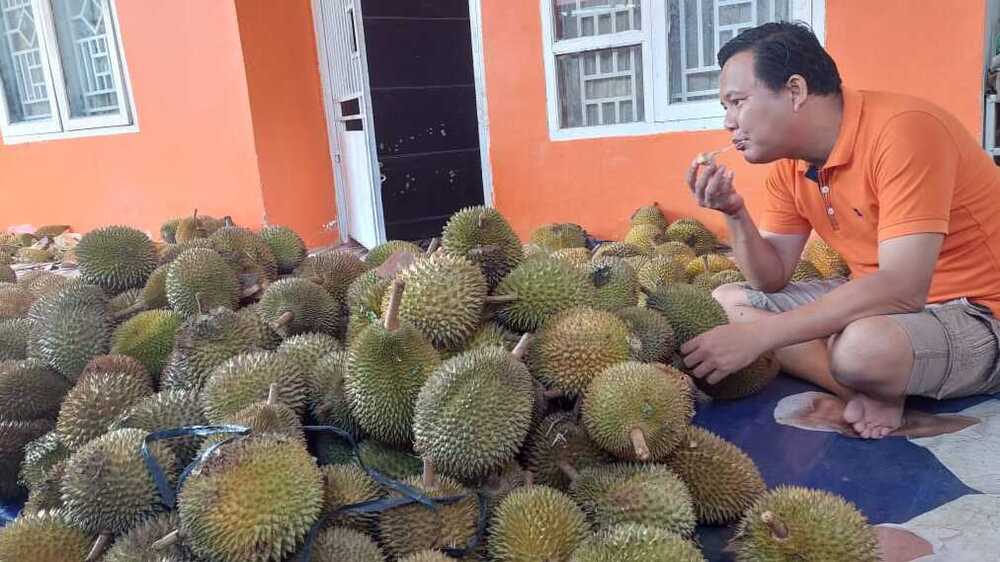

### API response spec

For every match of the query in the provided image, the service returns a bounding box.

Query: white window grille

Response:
[540,0,824,140]
[0,0,134,143]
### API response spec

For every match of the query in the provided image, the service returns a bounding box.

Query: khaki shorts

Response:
[741,278,1000,399]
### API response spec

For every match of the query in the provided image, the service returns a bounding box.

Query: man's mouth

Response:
[733,139,748,150]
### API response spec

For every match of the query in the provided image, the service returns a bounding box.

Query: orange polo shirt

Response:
[761,87,1000,317]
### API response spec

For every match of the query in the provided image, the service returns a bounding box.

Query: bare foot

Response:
[843,393,905,439]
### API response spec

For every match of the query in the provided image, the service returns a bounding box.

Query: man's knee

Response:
[712,283,749,315]
[829,316,911,385]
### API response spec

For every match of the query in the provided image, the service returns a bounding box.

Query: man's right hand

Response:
[685,157,745,217]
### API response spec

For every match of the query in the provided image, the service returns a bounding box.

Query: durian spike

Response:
[630,427,651,461]
[267,383,278,406]
[557,461,579,482]
[425,237,439,256]
[152,529,180,550]
[761,511,789,540]
[422,457,437,490]
[477,212,486,229]
[271,311,294,332]
[384,280,405,332]
[511,333,532,361]
[85,532,112,562]
[485,294,518,304]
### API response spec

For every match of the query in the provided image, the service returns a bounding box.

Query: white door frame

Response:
[469,0,495,206]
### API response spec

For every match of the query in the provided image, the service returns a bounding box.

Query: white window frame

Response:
[540,0,825,141]
[0,0,137,144]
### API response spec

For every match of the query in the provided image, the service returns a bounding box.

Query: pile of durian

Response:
[0,205,871,562]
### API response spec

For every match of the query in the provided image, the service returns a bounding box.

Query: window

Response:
[541,0,824,140]
[0,0,134,143]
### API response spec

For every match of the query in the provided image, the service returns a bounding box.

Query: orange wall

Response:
[0,1,265,241]
[235,0,338,248]
[481,1,989,243]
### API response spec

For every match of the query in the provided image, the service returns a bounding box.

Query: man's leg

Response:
[713,284,855,401]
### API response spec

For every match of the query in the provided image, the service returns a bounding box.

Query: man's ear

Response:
[786,74,809,112]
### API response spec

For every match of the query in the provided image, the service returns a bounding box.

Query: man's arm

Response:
[725,206,809,292]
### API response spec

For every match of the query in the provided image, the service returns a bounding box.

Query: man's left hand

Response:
[680,322,770,384]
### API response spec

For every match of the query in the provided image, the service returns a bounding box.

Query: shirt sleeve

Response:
[760,160,811,234]
[874,111,958,242]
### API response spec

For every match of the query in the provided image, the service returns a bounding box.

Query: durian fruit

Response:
[615,307,675,363]
[731,486,881,562]
[209,225,279,284]
[256,278,341,338]
[356,440,423,479]
[490,485,589,562]
[33,225,70,238]
[791,259,823,282]
[320,463,383,531]
[311,351,359,436]
[551,247,593,267]
[0,509,92,562]
[18,431,69,491]
[630,203,669,230]
[523,243,549,260]
[55,372,153,450]
[637,257,689,291]
[377,472,480,559]
[592,241,648,260]
[347,281,441,445]
[174,210,225,243]
[237,303,282,349]
[314,432,356,466]
[75,225,158,292]
[16,270,66,298]
[582,362,693,462]
[665,219,717,256]
[413,338,535,481]
[570,463,695,536]
[0,318,31,360]
[399,550,455,562]
[623,224,665,250]
[277,332,341,402]
[103,511,196,562]
[113,264,170,319]
[61,428,177,537]
[493,256,597,333]
[162,307,263,392]
[165,248,241,315]
[161,218,181,244]
[295,250,370,305]
[0,418,53,498]
[112,389,207,467]
[531,223,588,252]
[200,350,310,421]
[345,269,392,342]
[158,238,216,265]
[27,280,112,381]
[110,309,183,378]
[365,240,424,267]
[0,359,71,421]
[644,284,728,346]
[704,269,746,290]
[802,238,850,279]
[441,205,524,289]
[693,352,780,400]
[655,240,698,262]
[529,307,632,397]
[523,412,611,491]
[260,225,307,274]
[0,264,13,284]
[225,391,304,441]
[0,283,34,319]
[81,354,154,388]
[685,253,738,279]
[466,321,519,352]
[306,526,386,562]
[16,246,53,264]
[21,459,66,514]
[175,434,324,562]
[587,257,639,311]
[664,426,766,525]
[108,287,143,319]
[571,523,706,562]
[391,252,488,350]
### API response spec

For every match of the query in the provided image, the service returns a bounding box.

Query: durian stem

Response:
[194,291,204,315]
[761,511,789,540]
[384,280,405,332]
[192,208,199,221]
[630,428,651,461]
[511,333,532,361]
[467,244,500,259]
[85,532,112,562]
[223,215,235,227]
[267,383,278,406]
[152,529,180,550]
[541,389,564,400]
[477,212,486,229]
[557,461,579,482]
[114,299,147,320]
[639,285,653,297]
[241,284,261,299]
[524,470,535,487]
[422,457,436,490]
[485,294,518,304]
[425,237,439,256]
[271,311,294,332]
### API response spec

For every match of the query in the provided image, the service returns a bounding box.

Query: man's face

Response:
[718,50,794,164]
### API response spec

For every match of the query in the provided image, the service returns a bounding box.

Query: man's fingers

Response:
[703,165,729,207]
[685,159,700,194]
[691,361,715,379]
[693,163,717,204]
[679,336,700,356]
[706,369,729,384]
[682,346,706,368]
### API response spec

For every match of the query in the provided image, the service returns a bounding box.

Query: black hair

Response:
[717,21,842,95]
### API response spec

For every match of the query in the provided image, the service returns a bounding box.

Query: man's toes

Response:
[852,420,868,436]
[843,398,865,424]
